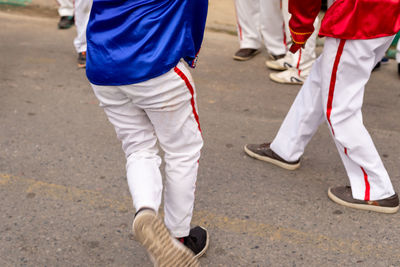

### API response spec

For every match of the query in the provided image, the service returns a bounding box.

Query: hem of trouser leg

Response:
[170,229,191,238]
[351,187,396,203]
[58,12,74,17]
[239,42,261,50]
[134,203,159,216]
[269,142,300,165]
[77,48,87,54]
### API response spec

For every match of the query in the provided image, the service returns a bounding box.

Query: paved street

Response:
[1,5,400,267]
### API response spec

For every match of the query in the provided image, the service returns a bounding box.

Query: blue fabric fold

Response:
[86,0,208,86]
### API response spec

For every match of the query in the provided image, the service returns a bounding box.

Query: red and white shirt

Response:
[289,0,400,45]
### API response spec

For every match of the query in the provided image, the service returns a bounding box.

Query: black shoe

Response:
[372,61,381,71]
[244,143,300,170]
[77,52,86,68]
[58,16,74,29]
[181,226,209,259]
[398,63,400,76]
[328,186,399,214]
[233,48,260,61]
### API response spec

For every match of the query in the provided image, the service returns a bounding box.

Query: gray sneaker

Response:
[244,143,300,170]
[233,48,260,61]
[328,186,399,214]
[133,210,199,267]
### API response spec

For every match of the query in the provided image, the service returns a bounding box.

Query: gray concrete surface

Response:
[1,4,400,267]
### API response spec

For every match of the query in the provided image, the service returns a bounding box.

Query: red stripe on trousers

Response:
[325,39,371,201]
[234,5,243,41]
[297,49,302,76]
[173,67,202,133]
[361,167,370,201]
[326,39,346,136]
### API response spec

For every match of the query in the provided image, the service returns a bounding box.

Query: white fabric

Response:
[271,36,396,201]
[57,0,74,17]
[73,0,92,53]
[234,0,287,56]
[91,62,203,237]
[396,39,400,63]
[281,0,318,75]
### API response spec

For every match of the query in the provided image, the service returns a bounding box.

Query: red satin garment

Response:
[289,0,400,49]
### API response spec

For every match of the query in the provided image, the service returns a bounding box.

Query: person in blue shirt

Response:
[86,1,209,265]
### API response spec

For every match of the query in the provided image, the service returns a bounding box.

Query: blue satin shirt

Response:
[86,0,208,86]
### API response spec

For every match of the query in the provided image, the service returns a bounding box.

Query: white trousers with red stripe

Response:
[281,0,318,75]
[90,62,203,237]
[270,36,396,201]
[234,0,287,56]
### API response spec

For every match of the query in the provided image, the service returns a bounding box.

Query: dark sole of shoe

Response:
[232,50,260,61]
[58,26,73,29]
[194,226,209,260]
[133,211,199,267]
[244,145,300,170]
[327,188,399,214]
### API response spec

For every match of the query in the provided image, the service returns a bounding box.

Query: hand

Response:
[289,43,304,53]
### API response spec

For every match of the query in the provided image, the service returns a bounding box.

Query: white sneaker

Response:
[269,68,305,85]
[133,210,199,267]
[265,53,293,71]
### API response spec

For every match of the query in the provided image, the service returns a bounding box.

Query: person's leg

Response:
[320,37,396,202]
[234,0,262,49]
[57,0,74,17]
[259,0,287,57]
[267,0,318,84]
[245,53,325,169]
[90,84,163,213]
[233,0,263,60]
[57,0,74,29]
[269,55,325,162]
[91,76,201,266]
[74,0,92,67]
[139,62,203,238]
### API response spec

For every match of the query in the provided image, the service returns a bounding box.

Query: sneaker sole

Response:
[327,188,400,214]
[194,226,210,259]
[233,50,260,61]
[265,61,287,71]
[133,211,199,267]
[269,73,303,85]
[244,145,300,171]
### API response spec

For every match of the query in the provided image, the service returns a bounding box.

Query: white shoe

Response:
[133,210,199,267]
[269,68,305,85]
[265,53,293,71]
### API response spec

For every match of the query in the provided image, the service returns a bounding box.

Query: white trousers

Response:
[73,0,92,53]
[271,36,396,201]
[281,0,318,75]
[91,62,203,237]
[396,40,400,63]
[234,0,287,56]
[57,0,74,17]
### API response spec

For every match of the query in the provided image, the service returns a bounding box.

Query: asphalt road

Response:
[1,8,400,267]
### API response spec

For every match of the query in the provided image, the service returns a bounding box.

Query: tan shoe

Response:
[133,210,199,267]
